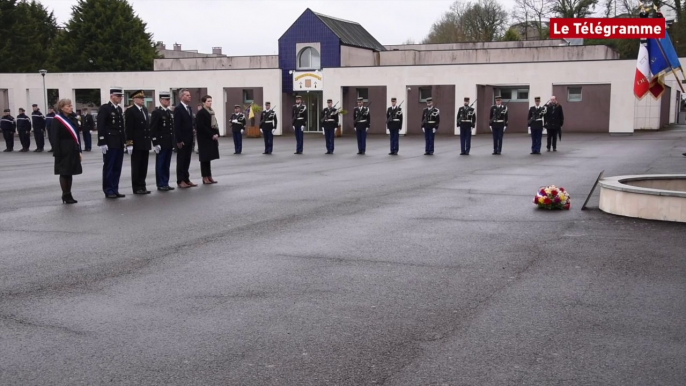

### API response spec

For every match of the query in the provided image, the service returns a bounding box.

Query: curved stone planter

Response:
[598,175,686,223]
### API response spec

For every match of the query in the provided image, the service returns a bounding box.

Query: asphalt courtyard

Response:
[1,130,685,386]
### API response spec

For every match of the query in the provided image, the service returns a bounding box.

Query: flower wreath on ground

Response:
[534,185,571,210]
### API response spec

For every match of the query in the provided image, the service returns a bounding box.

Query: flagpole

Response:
[655,38,686,92]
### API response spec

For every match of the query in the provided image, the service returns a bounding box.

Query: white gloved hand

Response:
[232,119,238,124]
[322,130,325,135]
[366,127,369,132]
[260,129,263,133]
[301,126,305,131]
[504,126,507,131]
[489,126,492,132]
[422,127,425,133]
[241,129,245,134]
[100,145,108,154]
[354,127,357,131]
[127,145,133,154]
[527,126,531,131]
[271,129,275,134]
[432,128,436,134]
[153,145,161,154]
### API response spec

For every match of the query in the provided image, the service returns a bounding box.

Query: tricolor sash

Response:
[54,113,80,145]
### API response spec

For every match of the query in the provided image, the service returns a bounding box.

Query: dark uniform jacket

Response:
[230,112,246,133]
[321,107,339,129]
[52,113,82,176]
[150,107,174,150]
[489,105,508,126]
[386,105,403,130]
[528,105,545,127]
[196,108,220,162]
[173,103,194,145]
[422,107,440,129]
[31,110,46,131]
[545,104,564,129]
[81,113,95,132]
[456,106,475,128]
[124,105,151,151]
[97,101,125,149]
[1,115,16,132]
[292,104,307,127]
[260,109,278,131]
[16,113,31,131]
[353,106,371,129]
[45,112,55,132]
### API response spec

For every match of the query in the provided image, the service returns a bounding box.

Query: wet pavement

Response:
[1,131,685,385]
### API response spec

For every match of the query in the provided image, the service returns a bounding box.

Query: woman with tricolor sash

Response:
[52,99,83,204]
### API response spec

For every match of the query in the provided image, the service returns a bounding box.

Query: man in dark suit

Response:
[97,87,126,198]
[545,95,564,152]
[151,92,175,191]
[125,90,152,194]
[16,108,32,152]
[174,89,197,188]
[81,107,94,151]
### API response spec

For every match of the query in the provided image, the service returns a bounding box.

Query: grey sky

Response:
[42,0,519,55]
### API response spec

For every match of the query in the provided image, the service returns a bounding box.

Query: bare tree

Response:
[547,0,599,18]
[511,0,552,39]
[423,0,509,43]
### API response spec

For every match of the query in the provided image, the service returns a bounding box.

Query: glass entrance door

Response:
[304,92,322,132]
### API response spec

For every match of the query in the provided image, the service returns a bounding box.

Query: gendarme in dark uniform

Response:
[46,108,55,152]
[528,97,545,154]
[97,87,126,198]
[489,96,508,155]
[353,97,370,155]
[292,95,307,154]
[386,98,402,155]
[230,105,247,154]
[16,108,31,152]
[31,104,46,152]
[545,97,564,152]
[421,97,440,155]
[1,109,16,152]
[150,92,175,191]
[81,107,95,151]
[125,90,152,194]
[456,97,475,155]
[259,102,277,154]
[321,99,338,154]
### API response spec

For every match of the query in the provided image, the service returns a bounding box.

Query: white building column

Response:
[609,79,634,134]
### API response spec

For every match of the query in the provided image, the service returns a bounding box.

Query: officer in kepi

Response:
[292,95,307,154]
[353,97,370,155]
[151,91,175,191]
[31,104,46,152]
[1,108,16,152]
[456,97,475,155]
[489,96,508,155]
[97,86,126,199]
[421,97,440,155]
[545,95,564,152]
[321,99,338,154]
[125,90,152,194]
[46,107,55,152]
[230,105,246,154]
[16,108,32,152]
[259,101,277,154]
[528,97,545,154]
[386,97,402,155]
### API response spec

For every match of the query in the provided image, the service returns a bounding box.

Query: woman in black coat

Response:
[195,95,220,184]
[52,99,83,204]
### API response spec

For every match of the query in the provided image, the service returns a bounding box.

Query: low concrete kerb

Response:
[599,175,686,198]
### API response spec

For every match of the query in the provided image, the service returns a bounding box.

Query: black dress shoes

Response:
[62,194,77,204]
[460,152,466,155]
[106,194,118,199]
[158,186,170,192]
[116,193,126,198]
[134,190,151,195]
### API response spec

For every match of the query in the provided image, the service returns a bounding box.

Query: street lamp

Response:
[39,69,47,111]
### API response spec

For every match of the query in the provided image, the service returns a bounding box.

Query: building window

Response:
[568,87,582,102]
[297,47,321,70]
[419,87,432,102]
[243,89,254,104]
[356,88,369,102]
[495,87,530,102]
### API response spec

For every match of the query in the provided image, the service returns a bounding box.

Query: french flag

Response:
[634,43,651,99]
